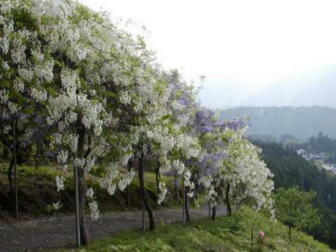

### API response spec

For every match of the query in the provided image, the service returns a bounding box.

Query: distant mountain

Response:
[200,67,336,108]
[241,67,336,107]
[219,106,336,141]
[242,81,336,107]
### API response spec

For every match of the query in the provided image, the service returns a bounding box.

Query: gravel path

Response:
[0,206,226,252]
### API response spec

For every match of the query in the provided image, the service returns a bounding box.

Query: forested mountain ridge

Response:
[219,106,336,140]
[255,142,336,248]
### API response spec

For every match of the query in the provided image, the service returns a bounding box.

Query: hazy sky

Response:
[79,0,336,108]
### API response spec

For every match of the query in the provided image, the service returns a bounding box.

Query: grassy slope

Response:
[59,208,332,252]
[1,165,333,251]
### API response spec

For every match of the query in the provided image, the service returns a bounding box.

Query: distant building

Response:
[322,163,336,173]
[297,149,306,156]
[296,149,336,173]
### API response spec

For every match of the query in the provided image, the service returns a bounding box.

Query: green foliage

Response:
[258,142,336,248]
[257,142,336,210]
[275,187,320,240]
[56,207,332,252]
[12,6,38,31]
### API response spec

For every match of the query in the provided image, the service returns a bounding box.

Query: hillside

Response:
[0,165,177,219]
[219,106,336,140]
[256,142,336,248]
[58,207,333,252]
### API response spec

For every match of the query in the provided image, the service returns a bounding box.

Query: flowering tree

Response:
[1,0,169,245]
[195,109,228,218]
[134,84,200,227]
[0,0,55,218]
[160,70,200,222]
[214,123,274,216]
[1,0,276,248]
[195,109,274,219]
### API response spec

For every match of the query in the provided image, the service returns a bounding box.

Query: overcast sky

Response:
[79,0,336,108]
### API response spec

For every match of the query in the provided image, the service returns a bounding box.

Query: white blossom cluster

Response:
[55,176,65,192]
[52,201,62,211]
[173,160,185,176]
[118,170,135,191]
[0,90,9,104]
[204,128,274,214]
[176,134,200,159]
[57,151,68,171]
[228,133,274,213]
[88,201,100,221]
[86,187,100,221]
[98,162,135,196]
[183,170,195,198]
[145,71,201,205]
[86,188,94,199]
[157,181,167,205]
[30,88,48,102]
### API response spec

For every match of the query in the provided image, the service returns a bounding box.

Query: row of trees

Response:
[0,0,274,247]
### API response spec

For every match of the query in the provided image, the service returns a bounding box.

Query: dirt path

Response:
[0,206,226,252]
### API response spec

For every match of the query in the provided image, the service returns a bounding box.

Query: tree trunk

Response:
[225,183,232,216]
[184,186,191,223]
[155,164,160,194]
[7,156,14,194]
[182,183,185,221]
[139,152,155,230]
[76,124,89,246]
[127,161,132,208]
[208,201,211,219]
[174,173,179,204]
[34,142,39,170]
[288,225,292,241]
[194,172,199,199]
[142,200,145,231]
[78,167,89,245]
[74,161,81,247]
[13,120,19,219]
[211,206,216,220]
[127,185,131,208]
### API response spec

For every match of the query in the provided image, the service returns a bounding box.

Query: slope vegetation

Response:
[60,207,333,252]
